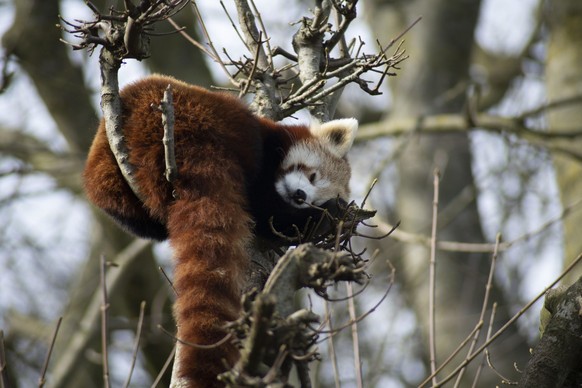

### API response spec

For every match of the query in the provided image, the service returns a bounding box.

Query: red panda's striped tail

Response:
[167,177,252,387]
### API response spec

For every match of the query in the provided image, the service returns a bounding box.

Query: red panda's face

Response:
[275,118,358,209]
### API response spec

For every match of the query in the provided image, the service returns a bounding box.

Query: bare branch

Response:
[248,0,274,70]
[38,318,63,388]
[191,1,240,86]
[372,198,582,254]
[100,255,111,388]
[346,282,363,388]
[233,0,279,118]
[455,235,501,386]
[282,38,408,118]
[0,331,6,388]
[153,84,178,185]
[421,252,582,387]
[60,0,189,202]
[151,345,176,387]
[50,240,151,387]
[428,169,440,385]
[292,0,333,121]
[165,17,214,58]
[314,259,395,336]
[482,305,516,386]
[356,110,582,162]
[326,0,358,52]
[323,302,341,388]
[122,301,146,388]
[233,0,269,68]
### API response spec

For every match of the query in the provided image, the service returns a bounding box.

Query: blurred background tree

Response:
[0,0,580,387]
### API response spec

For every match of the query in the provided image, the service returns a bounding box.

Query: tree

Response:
[1,0,581,387]
[362,0,531,384]
[545,0,582,286]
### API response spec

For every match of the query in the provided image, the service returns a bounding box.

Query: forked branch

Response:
[60,0,188,201]
[188,1,414,121]
[220,199,385,386]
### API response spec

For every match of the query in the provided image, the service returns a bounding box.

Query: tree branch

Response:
[3,0,98,153]
[61,0,189,202]
[356,111,582,161]
[154,85,177,184]
[50,239,151,387]
[373,196,582,254]
[0,126,84,193]
[232,0,280,118]
[222,244,368,386]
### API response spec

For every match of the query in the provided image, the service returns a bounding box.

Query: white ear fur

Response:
[310,118,358,157]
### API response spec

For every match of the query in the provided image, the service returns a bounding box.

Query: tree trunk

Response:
[545,0,582,286]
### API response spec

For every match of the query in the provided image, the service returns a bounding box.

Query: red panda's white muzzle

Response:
[276,169,318,208]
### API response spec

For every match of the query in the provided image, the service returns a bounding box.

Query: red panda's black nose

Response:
[292,189,307,204]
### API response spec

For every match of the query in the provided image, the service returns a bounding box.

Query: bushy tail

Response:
[167,183,252,387]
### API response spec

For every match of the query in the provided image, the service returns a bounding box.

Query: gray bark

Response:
[520,277,582,387]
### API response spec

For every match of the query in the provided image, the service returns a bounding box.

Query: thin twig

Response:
[360,178,378,209]
[191,0,239,86]
[454,234,501,387]
[333,7,349,57]
[219,1,249,51]
[151,344,176,388]
[100,254,111,388]
[38,317,63,388]
[482,304,517,385]
[346,282,363,388]
[123,301,147,388]
[324,302,341,388]
[159,266,178,296]
[49,240,151,387]
[422,322,484,386]
[375,197,582,253]
[428,169,440,385]
[240,31,263,97]
[419,252,582,387]
[158,325,233,349]
[382,16,422,54]
[248,0,273,69]
[263,345,290,384]
[471,303,497,388]
[0,330,7,388]
[316,260,395,335]
[166,17,214,58]
[233,0,268,68]
[326,0,358,52]
[157,84,177,184]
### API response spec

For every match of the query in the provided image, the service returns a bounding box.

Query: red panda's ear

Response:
[310,118,358,157]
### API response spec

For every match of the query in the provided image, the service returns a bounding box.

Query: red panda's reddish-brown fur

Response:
[84,75,318,386]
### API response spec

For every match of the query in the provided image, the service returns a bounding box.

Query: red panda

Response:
[83,75,357,387]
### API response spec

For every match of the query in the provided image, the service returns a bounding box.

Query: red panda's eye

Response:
[309,173,316,183]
